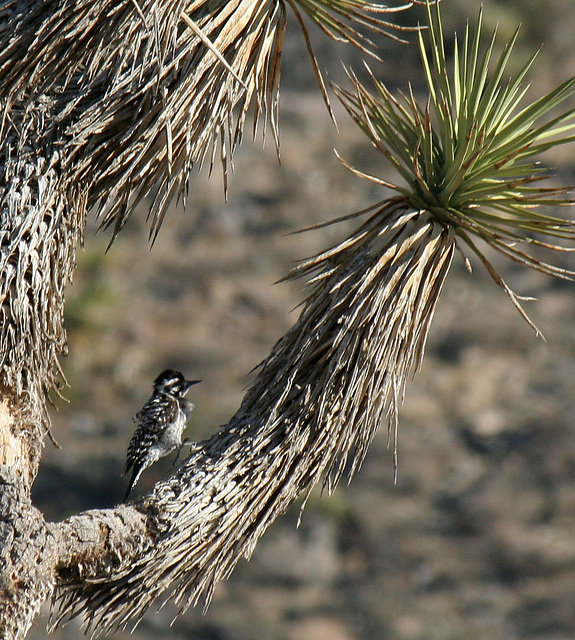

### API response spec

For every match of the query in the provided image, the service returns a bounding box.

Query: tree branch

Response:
[47,203,455,634]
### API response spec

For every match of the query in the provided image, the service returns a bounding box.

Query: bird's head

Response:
[154,369,201,397]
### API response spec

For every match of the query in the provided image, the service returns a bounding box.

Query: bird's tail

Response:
[123,466,142,502]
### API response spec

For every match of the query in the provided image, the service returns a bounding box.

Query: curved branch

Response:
[49,203,455,634]
[0,2,423,636]
[0,201,454,638]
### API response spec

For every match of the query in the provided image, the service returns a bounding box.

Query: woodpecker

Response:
[123,369,201,501]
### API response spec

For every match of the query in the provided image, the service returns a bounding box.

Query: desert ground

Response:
[29,2,575,638]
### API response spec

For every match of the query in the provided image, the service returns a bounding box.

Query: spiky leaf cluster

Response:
[335,1,575,325]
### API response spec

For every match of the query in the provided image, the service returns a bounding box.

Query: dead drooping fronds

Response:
[0,0,418,242]
[0,0,416,436]
[0,0,287,242]
[51,200,455,633]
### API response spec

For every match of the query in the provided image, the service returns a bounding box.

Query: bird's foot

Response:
[172,438,193,466]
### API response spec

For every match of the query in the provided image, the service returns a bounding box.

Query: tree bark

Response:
[0,469,150,639]
[0,468,52,640]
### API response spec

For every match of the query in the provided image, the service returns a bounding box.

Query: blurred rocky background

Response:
[30,1,575,638]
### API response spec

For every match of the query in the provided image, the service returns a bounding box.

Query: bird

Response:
[123,369,201,501]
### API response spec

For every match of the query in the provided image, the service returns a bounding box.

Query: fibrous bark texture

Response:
[0,468,54,639]
[0,96,84,445]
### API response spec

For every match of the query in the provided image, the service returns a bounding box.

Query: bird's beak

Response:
[184,379,202,393]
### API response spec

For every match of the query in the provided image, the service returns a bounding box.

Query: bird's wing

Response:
[124,397,178,473]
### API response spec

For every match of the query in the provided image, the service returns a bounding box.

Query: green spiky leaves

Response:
[336,1,575,327]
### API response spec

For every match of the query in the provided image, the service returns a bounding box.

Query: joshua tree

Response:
[1,1,575,638]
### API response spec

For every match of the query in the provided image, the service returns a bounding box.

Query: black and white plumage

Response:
[123,369,201,501]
